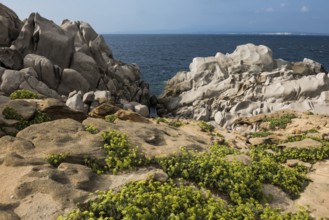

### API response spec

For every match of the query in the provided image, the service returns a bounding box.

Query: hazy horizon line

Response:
[101,32,329,36]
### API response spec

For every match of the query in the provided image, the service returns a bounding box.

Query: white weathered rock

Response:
[82,91,95,104]
[94,90,111,101]
[193,107,210,121]
[161,44,329,129]
[66,92,84,112]
[134,104,149,117]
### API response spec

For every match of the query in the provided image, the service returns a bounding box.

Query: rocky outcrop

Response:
[0,4,150,115]
[0,3,22,47]
[161,44,328,128]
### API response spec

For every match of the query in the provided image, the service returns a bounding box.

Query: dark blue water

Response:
[104,35,329,96]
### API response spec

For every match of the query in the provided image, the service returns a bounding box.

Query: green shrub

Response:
[83,130,147,174]
[30,111,50,124]
[251,131,273,138]
[84,156,106,175]
[10,89,39,99]
[157,147,264,204]
[59,180,311,220]
[304,128,318,134]
[2,107,50,132]
[155,117,168,124]
[84,124,99,134]
[105,114,117,123]
[47,153,68,167]
[2,107,23,120]
[168,121,183,128]
[155,117,183,128]
[198,121,214,132]
[101,130,146,174]
[265,113,296,130]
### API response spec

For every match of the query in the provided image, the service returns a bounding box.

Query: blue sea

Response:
[104,35,329,96]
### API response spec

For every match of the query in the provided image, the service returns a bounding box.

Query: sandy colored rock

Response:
[1,99,37,120]
[115,109,150,124]
[88,103,120,118]
[15,119,105,162]
[294,160,329,219]
[280,138,322,149]
[38,98,86,122]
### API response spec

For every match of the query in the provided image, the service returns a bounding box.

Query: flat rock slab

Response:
[280,138,322,149]
[295,160,329,219]
[0,100,37,120]
[15,119,105,162]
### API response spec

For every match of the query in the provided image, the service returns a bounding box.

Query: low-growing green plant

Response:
[47,153,68,167]
[2,107,23,120]
[265,113,296,130]
[101,130,146,174]
[304,128,318,134]
[59,179,311,220]
[155,117,183,127]
[198,121,214,132]
[84,124,99,134]
[84,156,106,175]
[157,146,264,204]
[2,107,50,132]
[155,117,168,124]
[286,134,307,142]
[30,111,50,124]
[251,131,273,138]
[10,89,39,99]
[168,121,183,128]
[105,114,117,123]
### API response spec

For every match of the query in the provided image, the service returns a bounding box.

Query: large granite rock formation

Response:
[161,44,328,128]
[0,4,150,113]
[0,3,22,47]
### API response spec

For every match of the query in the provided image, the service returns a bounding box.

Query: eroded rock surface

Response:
[0,4,150,115]
[161,44,328,129]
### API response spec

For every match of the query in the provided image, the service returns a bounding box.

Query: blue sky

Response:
[2,0,329,34]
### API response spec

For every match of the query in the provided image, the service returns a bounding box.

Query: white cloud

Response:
[280,3,286,8]
[265,7,275,13]
[300,5,309,13]
[257,7,275,13]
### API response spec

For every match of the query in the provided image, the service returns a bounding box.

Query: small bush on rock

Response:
[2,107,50,133]
[47,153,68,167]
[168,121,183,128]
[265,113,296,130]
[10,89,39,99]
[101,130,146,174]
[84,124,99,134]
[59,179,311,220]
[105,114,117,123]
[251,131,273,138]
[198,121,214,132]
